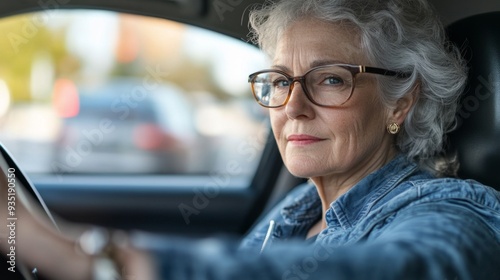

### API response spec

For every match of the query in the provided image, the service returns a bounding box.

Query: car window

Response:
[0,10,270,179]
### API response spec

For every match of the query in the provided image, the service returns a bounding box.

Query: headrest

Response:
[446,12,500,191]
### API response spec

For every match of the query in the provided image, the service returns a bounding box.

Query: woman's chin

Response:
[285,163,322,179]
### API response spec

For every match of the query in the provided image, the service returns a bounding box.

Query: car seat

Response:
[446,12,500,191]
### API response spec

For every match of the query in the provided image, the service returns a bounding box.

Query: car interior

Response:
[0,0,499,279]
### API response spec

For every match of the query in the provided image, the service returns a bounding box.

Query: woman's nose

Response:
[284,81,315,119]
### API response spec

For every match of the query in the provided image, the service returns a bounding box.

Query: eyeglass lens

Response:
[251,65,354,107]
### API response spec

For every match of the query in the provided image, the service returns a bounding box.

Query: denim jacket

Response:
[154,155,500,279]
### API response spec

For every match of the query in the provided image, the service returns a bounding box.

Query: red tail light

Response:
[133,124,167,150]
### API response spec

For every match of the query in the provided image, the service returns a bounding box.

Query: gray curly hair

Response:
[248,0,467,176]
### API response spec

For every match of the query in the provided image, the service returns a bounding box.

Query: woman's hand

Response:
[0,156,93,280]
[0,156,157,280]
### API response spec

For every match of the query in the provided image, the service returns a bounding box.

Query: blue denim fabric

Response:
[154,155,500,279]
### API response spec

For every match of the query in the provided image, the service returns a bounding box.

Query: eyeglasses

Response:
[248,63,409,108]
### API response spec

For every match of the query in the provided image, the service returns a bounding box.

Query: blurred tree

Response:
[0,13,79,102]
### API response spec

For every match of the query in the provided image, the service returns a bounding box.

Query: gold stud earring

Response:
[387,123,400,134]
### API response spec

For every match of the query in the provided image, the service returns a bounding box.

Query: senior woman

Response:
[1,0,499,279]
[240,0,469,248]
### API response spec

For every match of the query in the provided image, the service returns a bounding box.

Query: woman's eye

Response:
[273,79,290,88]
[322,76,343,85]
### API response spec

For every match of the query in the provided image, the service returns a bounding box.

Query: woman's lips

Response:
[287,134,325,146]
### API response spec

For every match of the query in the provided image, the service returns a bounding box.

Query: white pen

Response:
[260,220,276,254]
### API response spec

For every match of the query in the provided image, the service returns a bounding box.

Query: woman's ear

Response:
[389,83,419,124]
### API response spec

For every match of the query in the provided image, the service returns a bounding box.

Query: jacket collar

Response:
[326,155,419,229]
[280,154,420,231]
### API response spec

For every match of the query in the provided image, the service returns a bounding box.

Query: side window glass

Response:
[0,11,269,180]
